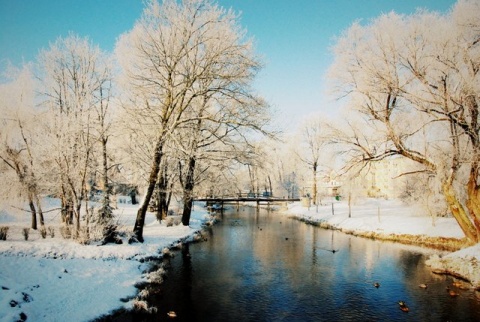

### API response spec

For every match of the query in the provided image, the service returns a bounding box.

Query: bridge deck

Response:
[194,197,300,203]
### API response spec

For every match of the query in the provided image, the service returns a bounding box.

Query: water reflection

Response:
[104,206,480,322]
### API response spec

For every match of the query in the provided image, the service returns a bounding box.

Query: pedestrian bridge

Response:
[194,194,300,210]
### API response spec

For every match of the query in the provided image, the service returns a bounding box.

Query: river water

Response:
[106,206,480,322]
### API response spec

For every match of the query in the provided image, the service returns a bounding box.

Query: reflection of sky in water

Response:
[132,208,480,322]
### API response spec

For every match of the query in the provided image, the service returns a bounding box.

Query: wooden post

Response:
[348,193,351,218]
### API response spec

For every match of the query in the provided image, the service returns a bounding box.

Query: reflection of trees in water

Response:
[130,208,480,321]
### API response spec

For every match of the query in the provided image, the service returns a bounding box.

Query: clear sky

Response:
[0,0,457,130]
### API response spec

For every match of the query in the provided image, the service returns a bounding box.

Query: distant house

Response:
[362,158,414,199]
[113,183,138,204]
[116,195,134,205]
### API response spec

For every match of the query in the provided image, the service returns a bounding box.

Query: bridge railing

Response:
[200,192,274,199]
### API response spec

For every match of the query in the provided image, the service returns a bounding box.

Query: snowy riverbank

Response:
[284,198,480,288]
[0,200,214,322]
[1,197,479,322]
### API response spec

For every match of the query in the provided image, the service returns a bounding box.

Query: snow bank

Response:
[285,198,480,288]
[0,201,214,322]
[286,198,465,239]
[426,244,480,288]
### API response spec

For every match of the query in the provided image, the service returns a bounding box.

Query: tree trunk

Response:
[133,140,163,242]
[466,164,480,237]
[268,175,273,196]
[156,166,169,221]
[312,161,318,205]
[182,156,196,226]
[99,136,112,225]
[28,193,37,230]
[442,180,479,243]
[33,193,45,228]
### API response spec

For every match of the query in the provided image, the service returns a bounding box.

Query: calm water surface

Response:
[108,207,480,322]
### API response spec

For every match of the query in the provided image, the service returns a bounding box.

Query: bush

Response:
[40,227,47,239]
[22,228,30,241]
[0,226,9,241]
[60,225,71,239]
[100,224,123,245]
[145,267,166,284]
[77,227,91,245]
[48,226,55,238]
[132,299,157,313]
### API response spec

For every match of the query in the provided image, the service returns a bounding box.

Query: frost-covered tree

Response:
[328,0,480,243]
[176,96,270,225]
[116,0,268,241]
[38,34,113,238]
[91,56,114,226]
[0,65,44,230]
[296,116,328,204]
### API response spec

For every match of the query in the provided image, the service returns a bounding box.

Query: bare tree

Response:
[0,65,45,230]
[38,34,113,239]
[328,1,480,243]
[296,116,328,204]
[116,0,267,241]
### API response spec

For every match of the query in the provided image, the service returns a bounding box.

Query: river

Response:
[104,206,480,321]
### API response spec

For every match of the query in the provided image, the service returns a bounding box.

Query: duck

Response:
[400,306,410,312]
[373,282,380,288]
[419,283,428,289]
[446,287,459,297]
[452,281,469,289]
[452,281,462,287]
[398,301,409,312]
[167,311,177,318]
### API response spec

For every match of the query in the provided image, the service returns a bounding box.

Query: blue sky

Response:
[0,0,456,129]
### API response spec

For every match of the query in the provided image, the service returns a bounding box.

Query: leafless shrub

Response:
[47,226,55,238]
[22,228,30,241]
[77,227,90,245]
[40,227,47,239]
[60,225,71,239]
[0,226,9,240]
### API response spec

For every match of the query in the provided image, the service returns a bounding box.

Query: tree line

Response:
[0,0,271,243]
[2,0,479,246]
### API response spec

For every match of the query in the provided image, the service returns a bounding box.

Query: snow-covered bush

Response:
[47,226,55,238]
[161,247,174,258]
[77,227,91,245]
[132,299,158,313]
[165,216,181,227]
[60,225,71,239]
[99,224,123,245]
[40,226,47,239]
[145,267,166,285]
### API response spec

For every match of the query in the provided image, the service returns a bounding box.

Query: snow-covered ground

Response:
[284,197,480,288]
[1,197,479,322]
[0,199,214,322]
